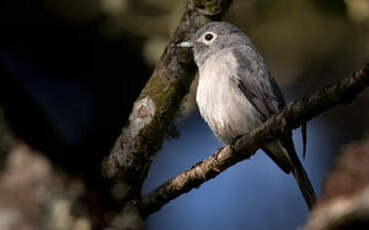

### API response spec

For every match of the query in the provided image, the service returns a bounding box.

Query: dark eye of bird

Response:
[205,33,214,41]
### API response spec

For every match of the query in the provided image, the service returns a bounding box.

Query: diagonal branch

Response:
[140,64,369,216]
[101,0,234,199]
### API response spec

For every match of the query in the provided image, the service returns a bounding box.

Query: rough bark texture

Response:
[139,64,369,216]
[101,0,233,199]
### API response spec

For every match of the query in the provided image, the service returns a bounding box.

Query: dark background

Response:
[0,0,368,229]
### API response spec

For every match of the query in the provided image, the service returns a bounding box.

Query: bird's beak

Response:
[177,41,194,48]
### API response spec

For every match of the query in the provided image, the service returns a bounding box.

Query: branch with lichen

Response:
[138,64,369,216]
[101,0,233,199]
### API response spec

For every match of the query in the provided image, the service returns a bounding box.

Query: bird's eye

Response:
[205,33,214,41]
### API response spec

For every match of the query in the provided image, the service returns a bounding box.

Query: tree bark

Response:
[101,0,233,200]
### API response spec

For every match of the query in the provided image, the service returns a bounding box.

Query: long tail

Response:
[264,139,317,210]
[289,147,317,210]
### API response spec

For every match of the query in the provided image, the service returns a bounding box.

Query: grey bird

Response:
[178,21,316,210]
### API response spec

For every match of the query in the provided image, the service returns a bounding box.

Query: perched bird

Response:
[178,21,316,209]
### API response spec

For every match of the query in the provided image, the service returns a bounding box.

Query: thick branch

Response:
[140,64,369,216]
[303,187,369,230]
[101,0,233,198]
[303,139,369,230]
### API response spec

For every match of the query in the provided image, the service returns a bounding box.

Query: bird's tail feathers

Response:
[289,147,317,210]
[264,140,317,210]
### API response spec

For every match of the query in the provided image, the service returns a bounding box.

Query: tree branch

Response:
[303,139,369,230]
[140,64,369,216]
[101,0,233,199]
[303,187,369,230]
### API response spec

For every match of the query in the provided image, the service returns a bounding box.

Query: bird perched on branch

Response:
[178,21,316,210]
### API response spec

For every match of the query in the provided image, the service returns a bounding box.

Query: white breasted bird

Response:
[178,21,316,210]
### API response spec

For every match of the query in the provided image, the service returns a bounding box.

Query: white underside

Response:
[196,49,291,164]
[196,51,261,144]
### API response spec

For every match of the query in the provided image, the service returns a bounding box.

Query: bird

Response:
[178,21,316,210]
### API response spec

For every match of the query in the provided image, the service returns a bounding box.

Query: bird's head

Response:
[178,21,253,66]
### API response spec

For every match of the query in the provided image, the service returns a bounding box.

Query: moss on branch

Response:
[101,0,233,199]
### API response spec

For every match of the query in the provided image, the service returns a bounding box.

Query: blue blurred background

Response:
[143,103,336,230]
[1,0,369,229]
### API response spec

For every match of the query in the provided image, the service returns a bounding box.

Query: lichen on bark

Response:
[102,0,234,199]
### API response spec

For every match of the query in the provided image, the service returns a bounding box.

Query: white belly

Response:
[196,56,262,144]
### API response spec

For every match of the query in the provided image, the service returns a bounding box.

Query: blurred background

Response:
[0,0,369,229]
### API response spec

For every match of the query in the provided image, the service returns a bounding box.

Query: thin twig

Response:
[140,64,369,216]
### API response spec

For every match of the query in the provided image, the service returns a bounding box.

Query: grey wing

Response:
[231,46,308,159]
[230,46,296,172]
[271,71,307,157]
[230,48,315,207]
[268,71,309,156]
[231,47,285,122]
